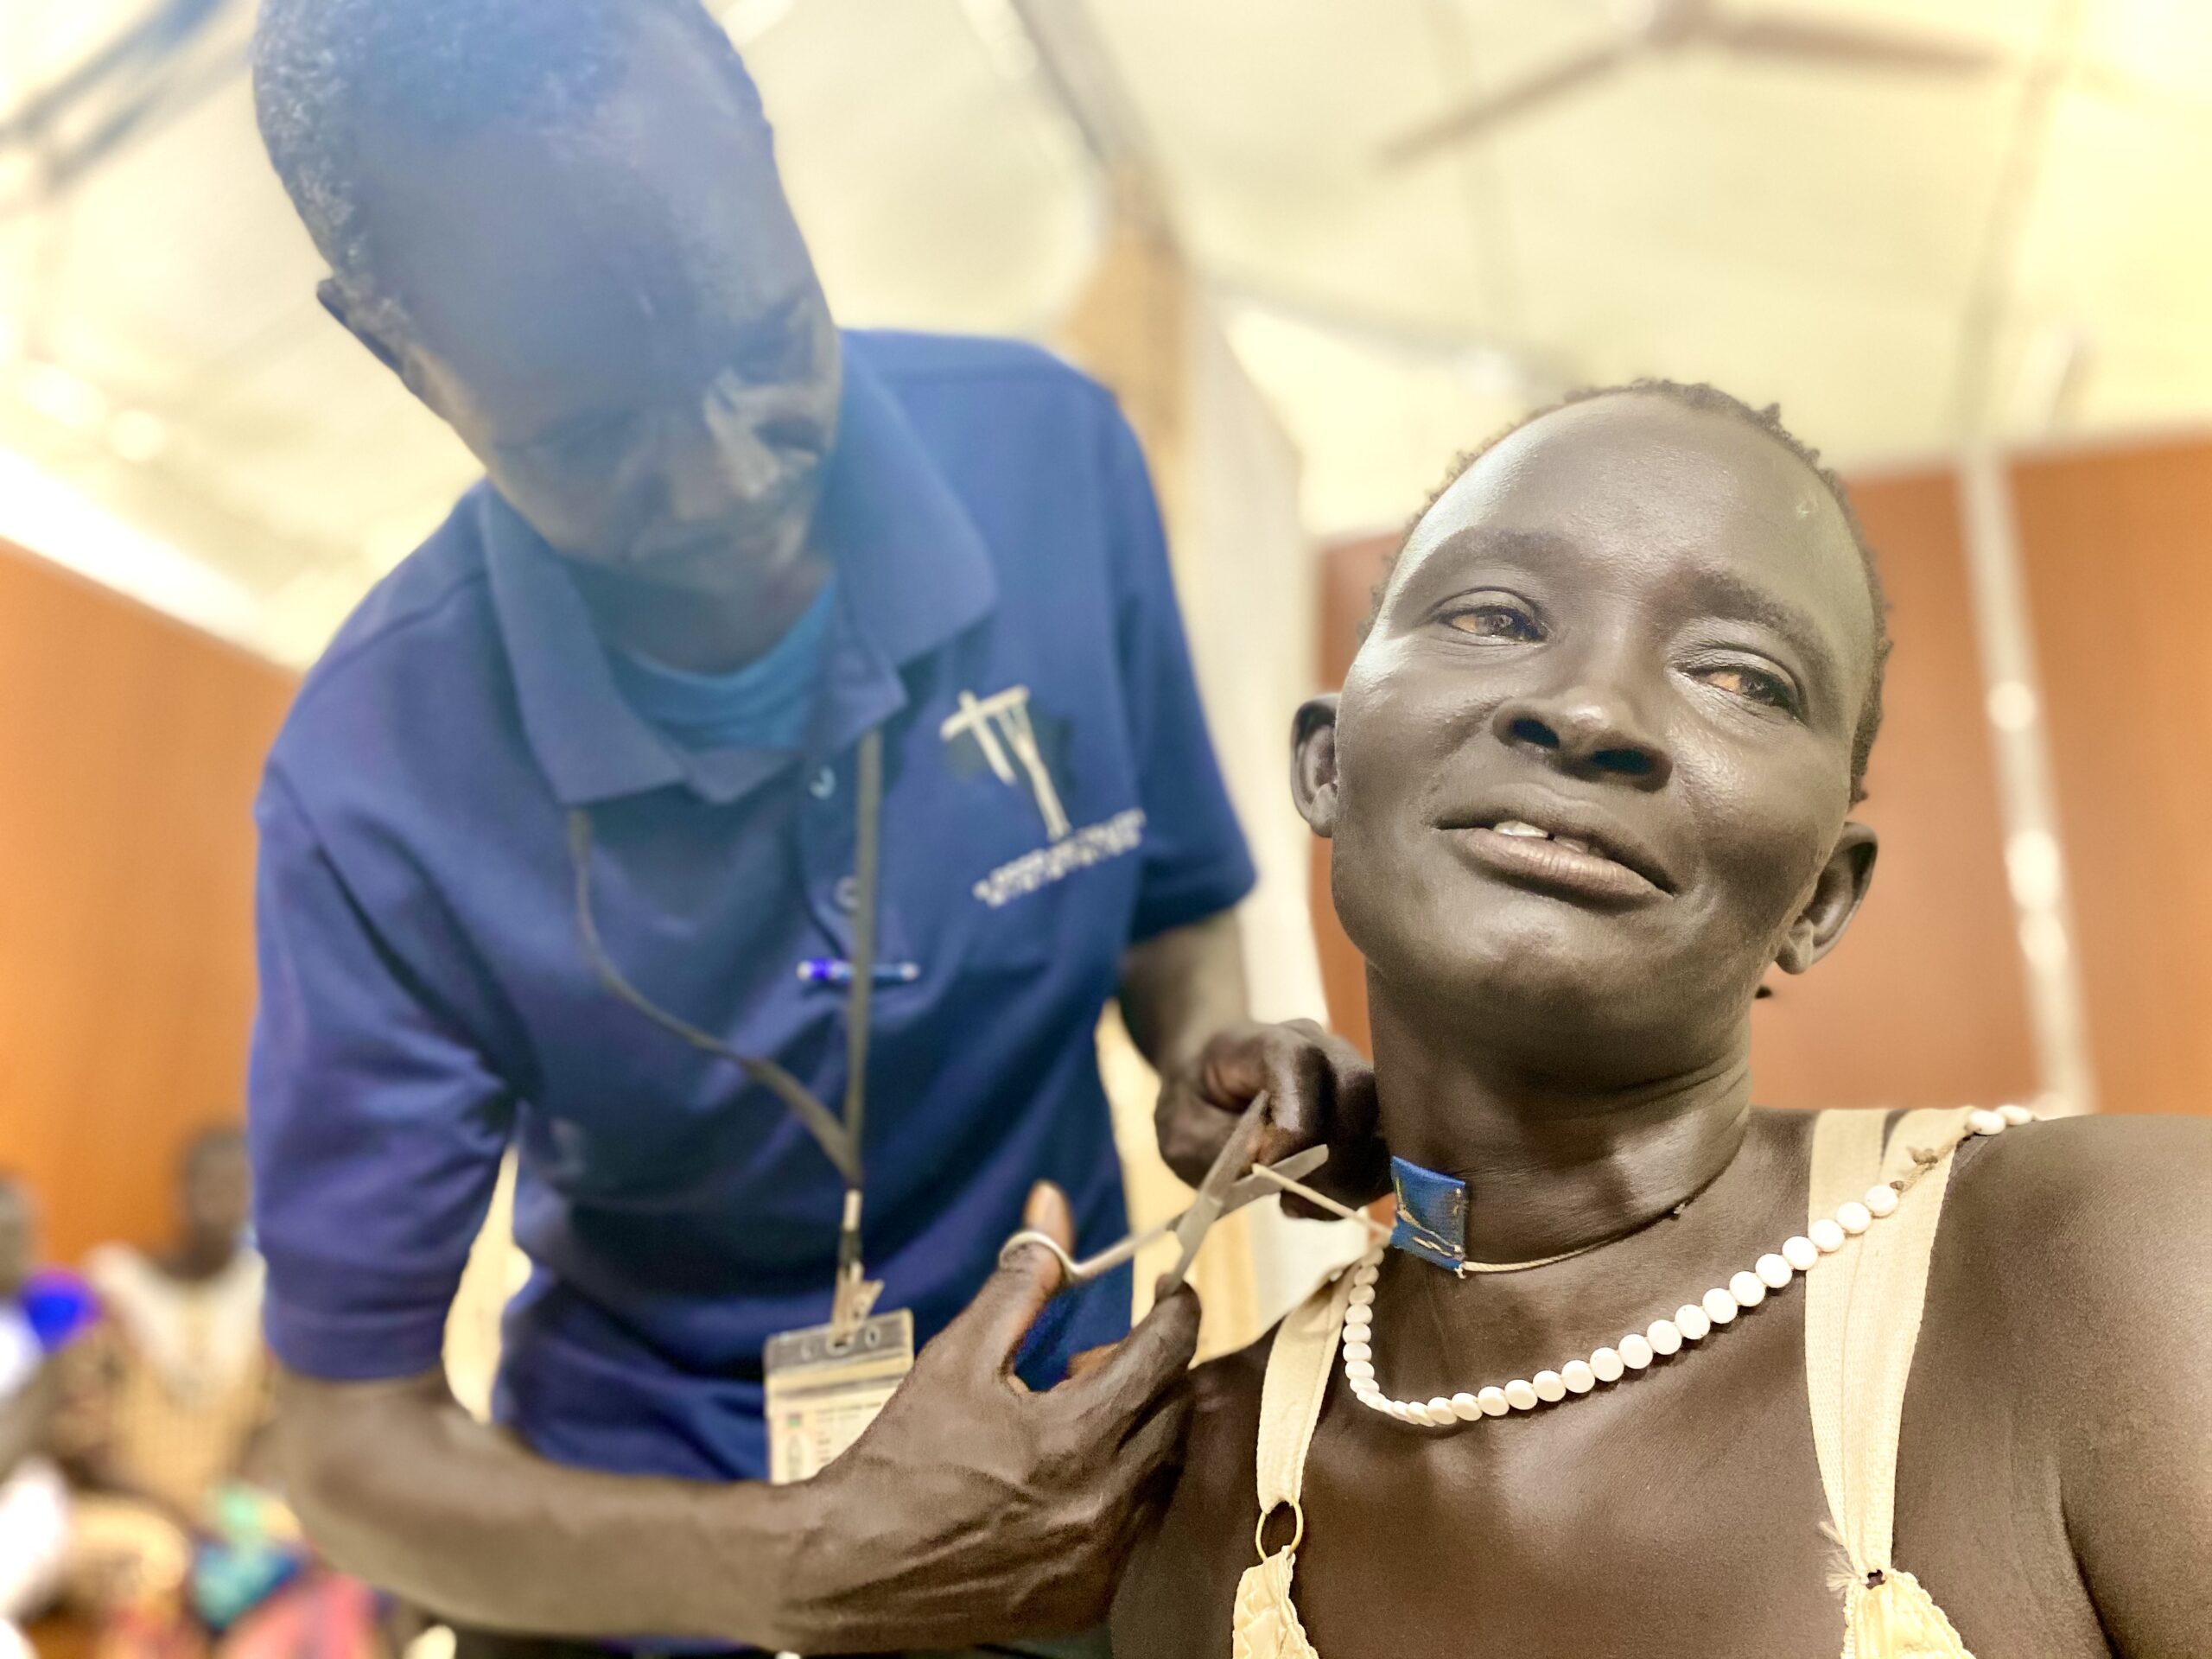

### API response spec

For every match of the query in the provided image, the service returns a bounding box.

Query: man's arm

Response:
[1089,393,1384,1212]
[275,1200,1198,1653]
[1980,1116,2212,1656]
[1118,910,1249,1087]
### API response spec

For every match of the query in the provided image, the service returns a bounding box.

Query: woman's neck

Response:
[1370,998,1755,1263]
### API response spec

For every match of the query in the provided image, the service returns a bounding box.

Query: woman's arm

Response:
[1991,1116,2212,1656]
[1110,1338,1272,1659]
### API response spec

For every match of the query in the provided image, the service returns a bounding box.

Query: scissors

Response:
[998,1094,1331,1297]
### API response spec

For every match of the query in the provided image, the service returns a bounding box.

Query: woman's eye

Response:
[1444,605,1541,643]
[1698,664,1797,711]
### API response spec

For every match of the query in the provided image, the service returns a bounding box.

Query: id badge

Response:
[762,1308,914,1485]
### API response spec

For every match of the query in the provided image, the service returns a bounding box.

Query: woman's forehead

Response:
[1395,393,1876,658]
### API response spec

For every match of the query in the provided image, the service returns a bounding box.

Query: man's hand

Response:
[273,1184,1198,1653]
[785,1184,1199,1651]
[1154,1019,1388,1217]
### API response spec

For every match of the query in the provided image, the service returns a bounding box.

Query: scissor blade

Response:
[1221,1145,1330,1215]
[1160,1094,1272,1295]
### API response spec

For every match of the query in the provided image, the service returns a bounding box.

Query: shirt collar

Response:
[483,337,998,809]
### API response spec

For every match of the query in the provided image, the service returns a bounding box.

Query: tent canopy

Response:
[3,0,2208,661]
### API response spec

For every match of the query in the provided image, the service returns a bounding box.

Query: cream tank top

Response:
[1230,1107,1984,1659]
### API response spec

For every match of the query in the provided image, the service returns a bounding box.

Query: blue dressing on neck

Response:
[1389,1155,1469,1272]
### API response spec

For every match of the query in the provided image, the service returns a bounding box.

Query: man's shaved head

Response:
[253,0,761,323]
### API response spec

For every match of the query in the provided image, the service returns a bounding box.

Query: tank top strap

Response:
[1804,1107,1979,1658]
[1230,1268,1354,1658]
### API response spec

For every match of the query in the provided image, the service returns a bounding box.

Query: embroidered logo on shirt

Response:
[970,809,1147,909]
[941,686,1071,841]
[944,685,1147,907]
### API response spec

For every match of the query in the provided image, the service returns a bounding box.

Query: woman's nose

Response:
[1489,686,1673,789]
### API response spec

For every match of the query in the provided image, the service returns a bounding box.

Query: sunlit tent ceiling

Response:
[3,0,2210,663]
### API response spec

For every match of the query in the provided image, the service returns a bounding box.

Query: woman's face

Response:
[1308,393,1882,1080]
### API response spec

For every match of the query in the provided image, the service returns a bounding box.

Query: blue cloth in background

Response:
[22,1268,99,1351]
[607,575,838,754]
[1389,1154,1469,1273]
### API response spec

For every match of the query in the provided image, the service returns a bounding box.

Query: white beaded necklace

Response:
[1343,1103,2033,1427]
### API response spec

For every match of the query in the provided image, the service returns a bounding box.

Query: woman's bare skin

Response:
[1117,388,2212,1657]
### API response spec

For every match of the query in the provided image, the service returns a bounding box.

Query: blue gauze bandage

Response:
[1389,1154,1467,1272]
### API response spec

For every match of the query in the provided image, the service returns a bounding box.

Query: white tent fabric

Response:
[1173,296,1367,1325]
[5,0,2212,662]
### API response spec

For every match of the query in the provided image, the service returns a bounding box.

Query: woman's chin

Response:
[1371,940,1733,1058]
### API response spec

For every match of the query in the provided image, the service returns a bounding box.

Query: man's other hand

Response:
[1154,1019,1387,1217]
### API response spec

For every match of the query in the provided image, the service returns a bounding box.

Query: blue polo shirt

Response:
[248,331,1255,1482]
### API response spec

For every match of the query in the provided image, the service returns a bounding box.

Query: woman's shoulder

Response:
[1164,1325,1274,1538]
[1110,1325,1280,1657]
[1929,1112,2212,1637]
[1937,1110,2212,1362]
[1945,1109,2211,1256]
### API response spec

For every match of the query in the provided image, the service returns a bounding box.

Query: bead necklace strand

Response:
[1343,1104,2033,1428]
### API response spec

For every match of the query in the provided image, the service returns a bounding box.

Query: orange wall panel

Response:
[1309,533,1393,1054]
[0,542,296,1265]
[2012,440,2212,1116]
[1745,470,2033,1108]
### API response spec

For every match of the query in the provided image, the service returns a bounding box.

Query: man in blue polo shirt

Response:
[243,1,1383,1654]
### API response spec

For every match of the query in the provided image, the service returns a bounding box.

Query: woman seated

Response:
[1115,381,2211,1657]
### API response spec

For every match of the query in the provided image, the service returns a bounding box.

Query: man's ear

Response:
[1291,696,1340,837]
[1775,821,1878,975]
[318,278,412,383]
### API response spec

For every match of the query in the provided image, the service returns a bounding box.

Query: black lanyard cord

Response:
[835,728,882,1285]
[563,728,887,1200]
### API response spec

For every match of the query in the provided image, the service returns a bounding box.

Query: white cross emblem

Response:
[941,686,1071,842]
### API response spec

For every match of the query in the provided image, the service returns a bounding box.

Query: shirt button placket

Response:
[800,758,856,955]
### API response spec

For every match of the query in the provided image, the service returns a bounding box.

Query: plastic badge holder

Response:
[762,1308,914,1485]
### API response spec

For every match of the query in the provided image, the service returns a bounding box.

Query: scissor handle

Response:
[997,1229,1080,1288]
[998,1223,1169,1293]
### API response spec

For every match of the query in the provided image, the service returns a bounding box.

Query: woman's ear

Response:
[1775,821,1878,975]
[1291,696,1341,837]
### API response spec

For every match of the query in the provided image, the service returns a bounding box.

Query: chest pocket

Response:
[928,686,1139,972]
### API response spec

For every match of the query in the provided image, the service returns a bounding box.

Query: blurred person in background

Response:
[0,1176,74,1641]
[65,1128,275,1607]
[241,0,1370,1654]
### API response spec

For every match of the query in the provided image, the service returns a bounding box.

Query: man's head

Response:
[179,1127,252,1252]
[1297,383,1887,1088]
[0,1177,35,1300]
[254,0,841,593]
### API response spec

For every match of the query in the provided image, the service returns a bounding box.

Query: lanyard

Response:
[567,728,886,1330]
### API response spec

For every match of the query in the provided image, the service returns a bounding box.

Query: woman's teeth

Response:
[1491,820,1599,857]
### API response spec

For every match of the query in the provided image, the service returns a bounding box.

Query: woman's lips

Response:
[1452,820,1669,905]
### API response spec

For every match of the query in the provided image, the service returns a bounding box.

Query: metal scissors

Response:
[998,1094,1329,1296]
